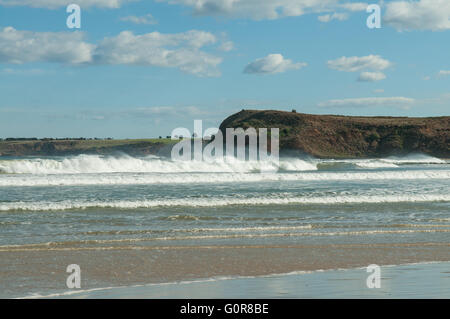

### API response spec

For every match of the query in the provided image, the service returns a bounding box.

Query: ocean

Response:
[0,153,449,298]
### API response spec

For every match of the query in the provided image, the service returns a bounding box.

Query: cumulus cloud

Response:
[0,0,132,9]
[338,2,368,11]
[358,71,386,82]
[328,55,392,72]
[120,14,158,25]
[158,0,364,20]
[131,106,206,117]
[438,70,450,76]
[318,97,416,108]
[384,0,450,31]
[244,54,306,75]
[0,27,94,64]
[318,12,348,23]
[218,41,234,52]
[0,27,223,77]
[93,30,222,76]
[53,106,210,122]
[0,0,371,22]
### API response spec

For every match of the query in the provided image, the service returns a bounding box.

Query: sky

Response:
[0,0,449,138]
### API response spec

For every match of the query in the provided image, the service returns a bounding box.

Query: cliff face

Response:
[219,110,450,158]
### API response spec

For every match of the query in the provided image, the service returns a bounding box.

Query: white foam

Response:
[1,154,446,176]
[3,229,449,251]
[354,161,399,169]
[0,169,448,187]
[316,154,448,169]
[0,155,316,175]
[179,225,314,233]
[381,154,447,164]
[1,194,449,212]
[317,159,399,169]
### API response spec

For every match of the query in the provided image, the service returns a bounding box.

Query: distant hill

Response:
[219,110,450,158]
[0,138,175,157]
[1,111,448,158]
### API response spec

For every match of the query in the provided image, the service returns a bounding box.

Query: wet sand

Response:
[2,242,449,298]
[25,262,450,299]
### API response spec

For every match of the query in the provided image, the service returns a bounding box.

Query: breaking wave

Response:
[1,194,449,212]
[0,169,448,187]
[318,154,447,170]
[381,154,447,165]
[0,153,446,176]
[0,155,316,175]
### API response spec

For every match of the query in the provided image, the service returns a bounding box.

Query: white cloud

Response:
[243,54,307,74]
[438,70,450,76]
[0,27,223,77]
[1,68,46,75]
[94,30,221,76]
[132,106,206,116]
[384,0,450,31]
[318,97,416,108]
[338,2,368,11]
[0,27,94,64]
[0,0,133,9]
[328,55,392,72]
[54,106,210,122]
[120,14,158,25]
[0,0,371,22]
[358,71,386,82]
[158,0,362,20]
[318,12,348,23]
[218,41,234,52]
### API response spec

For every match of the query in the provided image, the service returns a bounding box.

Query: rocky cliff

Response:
[219,110,449,158]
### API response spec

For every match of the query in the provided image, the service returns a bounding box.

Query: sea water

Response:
[0,153,449,297]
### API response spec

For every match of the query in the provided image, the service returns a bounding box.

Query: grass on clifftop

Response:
[0,138,175,146]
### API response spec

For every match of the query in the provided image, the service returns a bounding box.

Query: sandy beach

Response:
[22,262,450,299]
[2,241,449,299]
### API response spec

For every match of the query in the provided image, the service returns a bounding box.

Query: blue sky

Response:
[0,0,449,138]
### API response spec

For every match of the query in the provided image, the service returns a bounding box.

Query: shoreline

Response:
[2,228,449,298]
[20,261,450,299]
[2,154,448,299]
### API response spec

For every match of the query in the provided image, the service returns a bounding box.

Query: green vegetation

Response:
[0,138,177,156]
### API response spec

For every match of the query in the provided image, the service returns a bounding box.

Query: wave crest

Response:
[0,155,317,175]
[1,194,449,212]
